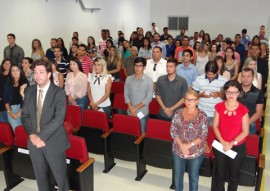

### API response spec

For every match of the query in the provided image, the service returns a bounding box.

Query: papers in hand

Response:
[137,111,145,119]
[212,140,237,159]
[98,108,104,112]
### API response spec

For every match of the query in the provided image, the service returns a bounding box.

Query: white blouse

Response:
[88,73,113,107]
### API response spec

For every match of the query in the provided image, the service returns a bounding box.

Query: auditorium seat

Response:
[104,114,147,180]
[78,109,115,173]
[66,135,95,191]
[143,119,174,188]
[65,105,82,133]
[149,99,160,119]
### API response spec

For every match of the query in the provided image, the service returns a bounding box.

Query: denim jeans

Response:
[173,152,204,191]
[249,122,256,134]
[99,105,112,119]
[139,114,149,134]
[7,104,22,132]
[71,95,88,111]
[0,110,8,123]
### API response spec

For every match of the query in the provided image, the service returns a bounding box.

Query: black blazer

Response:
[22,83,70,153]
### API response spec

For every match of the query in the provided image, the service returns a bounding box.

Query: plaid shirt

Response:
[170,108,208,159]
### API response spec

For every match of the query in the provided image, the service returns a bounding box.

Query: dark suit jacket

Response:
[22,83,70,153]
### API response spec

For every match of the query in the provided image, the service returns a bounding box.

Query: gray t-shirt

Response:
[124,56,136,76]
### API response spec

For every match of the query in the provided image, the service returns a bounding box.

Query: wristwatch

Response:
[233,140,238,145]
[191,142,195,146]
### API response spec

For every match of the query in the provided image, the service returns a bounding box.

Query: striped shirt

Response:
[55,58,69,79]
[81,55,93,75]
[192,74,228,117]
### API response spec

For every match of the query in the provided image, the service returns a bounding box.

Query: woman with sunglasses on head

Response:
[171,89,208,191]
[212,80,249,191]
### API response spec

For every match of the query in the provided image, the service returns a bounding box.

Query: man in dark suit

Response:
[22,59,70,191]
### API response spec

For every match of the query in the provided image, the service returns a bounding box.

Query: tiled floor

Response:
[0,153,254,191]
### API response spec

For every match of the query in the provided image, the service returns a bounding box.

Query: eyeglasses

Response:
[153,64,157,71]
[185,98,198,102]
[225,91,239,96]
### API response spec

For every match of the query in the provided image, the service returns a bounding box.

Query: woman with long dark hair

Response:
[4,64,28,131]
[65,58,88,111]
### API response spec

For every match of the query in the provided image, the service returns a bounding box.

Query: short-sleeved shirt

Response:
[239,85,264,117]
[215,101,249,145]
[174,46,195,61]
[192,74,228,117]
[155,75,188,118]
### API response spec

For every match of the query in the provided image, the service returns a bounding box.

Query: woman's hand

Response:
[222,141,233,152]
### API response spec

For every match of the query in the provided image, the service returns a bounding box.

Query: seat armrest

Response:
[0,146,11,154]
[101,128,113,138]
[259,128,264,138]
[76,157,95,173]
[134,134,145,145]
[259,154,265,169]
[73,126,81,133]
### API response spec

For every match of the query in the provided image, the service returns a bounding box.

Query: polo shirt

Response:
[239,85,264,117]
[155,74,188,118]
[192,74,228,117]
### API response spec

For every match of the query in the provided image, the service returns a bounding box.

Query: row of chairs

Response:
[66,104,265,190]
[0,122,94,191]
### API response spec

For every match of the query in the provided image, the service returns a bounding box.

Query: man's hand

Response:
[128,106,137,116]
[163,107,172,117]
[29,134,46,148]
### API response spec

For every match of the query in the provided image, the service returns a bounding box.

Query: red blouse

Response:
[215,101,249,145]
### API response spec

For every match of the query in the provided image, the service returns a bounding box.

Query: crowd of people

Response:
[0,23,268,191]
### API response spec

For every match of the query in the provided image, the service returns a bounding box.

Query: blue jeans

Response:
[173,152,204,191]
[0,110,8,123]
[139,114,149,134]
[208,117,213,126]
[7,104,22,132]
[249,122,256,134]
[70,95,88,111]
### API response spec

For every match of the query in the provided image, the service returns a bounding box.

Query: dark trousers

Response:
[157,113,172,122]
[213,142,246,191]
[28,142,69,191]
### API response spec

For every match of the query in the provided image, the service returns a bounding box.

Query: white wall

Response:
[150,0,270,40]
[0,0,151,60]
[0,0,269,62]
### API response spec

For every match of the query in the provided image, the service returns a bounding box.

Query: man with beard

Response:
[151,33,166,59]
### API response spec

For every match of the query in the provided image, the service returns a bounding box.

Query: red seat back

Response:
[64,122,74,135]
[113,114,141,137]
[145,119,172,142]
[0,122,14,146]
[149,99,160,115]
[205,126,215,158]
[82,110,109,131]
[246,134,259,161]
[120,69,127,82]
[66,105,82,128]
[66,135,88,163]
[14,126,28,148]
[111,81,125,94]
[113,93,128,110]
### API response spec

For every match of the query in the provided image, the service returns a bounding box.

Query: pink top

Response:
[65,71,88,99]
[215,101,248,145]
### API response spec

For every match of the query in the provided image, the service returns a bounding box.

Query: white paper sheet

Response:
[212,140,237,159]
[137,111,145,119]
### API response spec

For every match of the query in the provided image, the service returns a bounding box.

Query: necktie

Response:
[37,89,43,132]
